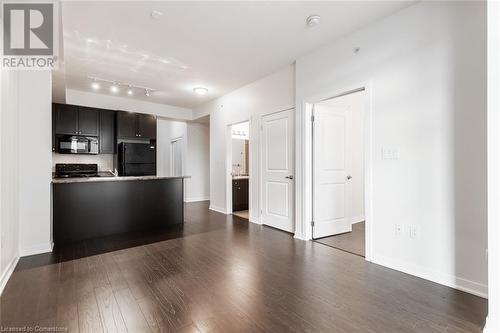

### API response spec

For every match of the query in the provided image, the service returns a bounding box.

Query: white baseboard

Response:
[249,216,261,225]
[372,254,488,299]
[0,255,19,295]
[352,215,365,224]
[294,232,308,241]
[483,315,498,333]
[209,205,228,215]
[184,197,210,203]
[19,242,53,257]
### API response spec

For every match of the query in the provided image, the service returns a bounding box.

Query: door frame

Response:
[225,120,252,215]
[259,108,296,232]
[302,81,374,261]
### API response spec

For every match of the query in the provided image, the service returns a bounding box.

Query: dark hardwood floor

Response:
[314,221,365,257]
[0,201,487,332]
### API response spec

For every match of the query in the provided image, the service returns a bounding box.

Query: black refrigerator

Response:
[118,142,156,176]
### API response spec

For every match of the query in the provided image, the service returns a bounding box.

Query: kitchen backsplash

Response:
[52,153,114,171]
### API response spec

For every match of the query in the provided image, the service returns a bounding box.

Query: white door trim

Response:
[300,81,374,262]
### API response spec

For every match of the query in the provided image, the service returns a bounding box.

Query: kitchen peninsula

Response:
[52,175,188,244]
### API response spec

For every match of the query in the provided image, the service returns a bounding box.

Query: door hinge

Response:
[311,221,315,227]
[260,209,263,215]
[311,115,315,122]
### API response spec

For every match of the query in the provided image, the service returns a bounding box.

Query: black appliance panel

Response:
[56,135,98,154]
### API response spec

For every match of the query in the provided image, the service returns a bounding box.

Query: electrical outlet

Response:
[395,224,403,236]
[382,146,400,160]
[409,225,419,239]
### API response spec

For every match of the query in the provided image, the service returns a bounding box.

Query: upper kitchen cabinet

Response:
[54,104,78,135]
[78,107,99,136]
[137,113,156,139]
[116,111,156,139]
[99,109,115,154]
[116,112,138,139]
[54,103,99,136]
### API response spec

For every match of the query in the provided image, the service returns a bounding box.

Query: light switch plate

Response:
[382,146,400,160]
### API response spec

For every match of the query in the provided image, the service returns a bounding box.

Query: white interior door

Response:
[313,103,353,238]
[261,109,294,232]
[171,139,183,176]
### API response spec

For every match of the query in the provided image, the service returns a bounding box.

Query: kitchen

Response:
[51,103,187,244]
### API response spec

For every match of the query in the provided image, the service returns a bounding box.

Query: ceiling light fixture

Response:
[193,87,208,95]
[110,83,119,93]
[306,14,321,27]
[150,10,163,20]
[88,76,156,96]
[91,80,100,90]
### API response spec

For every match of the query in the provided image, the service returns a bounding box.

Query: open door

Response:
[313,103,353,239]
[261,109,294,232]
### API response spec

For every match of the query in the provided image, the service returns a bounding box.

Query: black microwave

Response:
[56,135,99,154]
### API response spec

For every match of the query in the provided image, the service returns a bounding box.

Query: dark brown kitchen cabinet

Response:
[116,111,156,139]
[232,178,249,211]
[138,113,156,139]
[99,109,115,154]
[116,112,138,139]
[77,107,99,136]
[54,103,99,136]
[54,104,78,135]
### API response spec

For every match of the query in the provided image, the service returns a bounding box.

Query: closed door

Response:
[313,103,353,239]
[78,107,99,136]
[171,139,183,176]
[261,109,294,232]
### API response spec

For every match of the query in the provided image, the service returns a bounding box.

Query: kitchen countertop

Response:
[232,175,249,180]
[52,175,191,184]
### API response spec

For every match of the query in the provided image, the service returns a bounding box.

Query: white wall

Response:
[296,1,487,297]
[0,70,20,294]
[486,2,500,332]
[18,71,53,257]
[186,123,210,202]
[193,66,295,219]
[65,89,193,120]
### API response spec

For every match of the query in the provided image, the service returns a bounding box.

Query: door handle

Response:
[347,175,352,180]
[285,175,294,180]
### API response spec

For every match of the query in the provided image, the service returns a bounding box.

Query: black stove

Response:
[55,163,99,178]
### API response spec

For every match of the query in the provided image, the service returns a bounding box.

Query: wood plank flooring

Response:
[314,222,365,257]
[0,201,487,332]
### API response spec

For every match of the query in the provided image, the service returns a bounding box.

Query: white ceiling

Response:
[59,1,414,109]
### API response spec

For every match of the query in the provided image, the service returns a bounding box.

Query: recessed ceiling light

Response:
[193,87,208,95]
[110,83,119,93]
[145,89,151,97]
[306,15,321,27]
[127,87,133,95]
[91,81,100,90]
[150,10,163,20]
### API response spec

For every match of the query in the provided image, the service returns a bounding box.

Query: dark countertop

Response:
[52,174,190,184]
